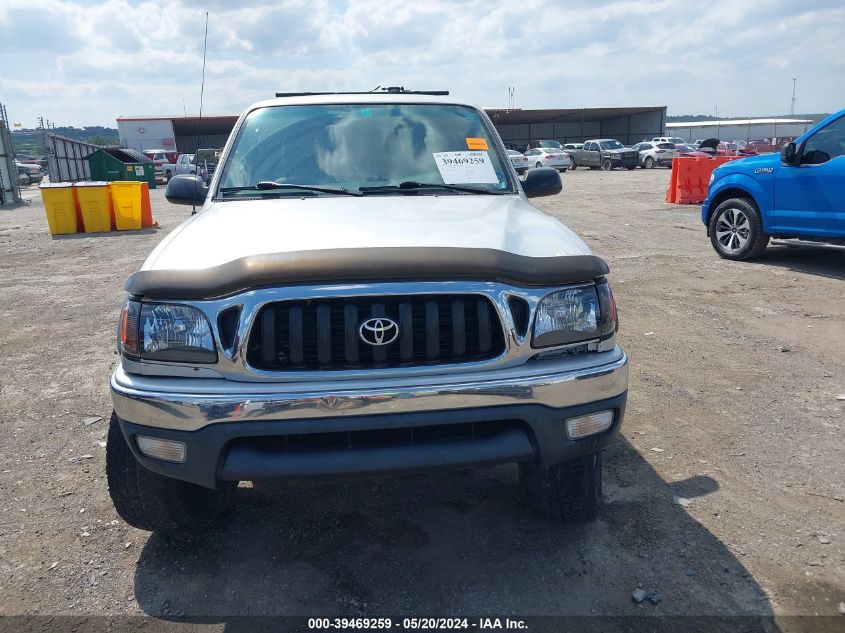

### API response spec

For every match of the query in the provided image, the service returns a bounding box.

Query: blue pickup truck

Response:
[702,109,845,260]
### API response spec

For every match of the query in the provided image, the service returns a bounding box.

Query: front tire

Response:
[535,162,543,169]
[519,452,601,522]
[106,412,235,534]
[601,159,612,171]
[569,163,577,170]
[708,198,769,260]
[644,156,655,169]
[165,170,172,182]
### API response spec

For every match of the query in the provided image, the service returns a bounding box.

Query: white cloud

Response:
[0,0,843,126]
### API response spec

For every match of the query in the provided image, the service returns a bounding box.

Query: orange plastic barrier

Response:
[666,156,744,205]
[140,182,156,228]
[666,158,680,203]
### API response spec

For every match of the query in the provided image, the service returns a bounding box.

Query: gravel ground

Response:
[0,171,843,630]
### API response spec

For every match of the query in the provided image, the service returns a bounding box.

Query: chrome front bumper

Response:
[112,349,628,433]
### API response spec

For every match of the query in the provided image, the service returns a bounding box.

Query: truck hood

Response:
[142,194,592,271]
[604,148,635,155]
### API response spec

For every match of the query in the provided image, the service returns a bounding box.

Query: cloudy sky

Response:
[1,0,843,127]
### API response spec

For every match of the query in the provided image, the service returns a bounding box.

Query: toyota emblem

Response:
[359,317,399,346]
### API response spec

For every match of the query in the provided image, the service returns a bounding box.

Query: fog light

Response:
[136,436,186,463]
[566,410,614,439]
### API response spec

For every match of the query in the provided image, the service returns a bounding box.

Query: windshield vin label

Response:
[465,137,489,150]
[433,151,499,184]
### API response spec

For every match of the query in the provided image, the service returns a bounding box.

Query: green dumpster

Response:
[85,148,156,189]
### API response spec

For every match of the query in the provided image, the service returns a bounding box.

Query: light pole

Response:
[791,78,797,115]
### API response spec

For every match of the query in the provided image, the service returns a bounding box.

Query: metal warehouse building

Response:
[666,118,813,143]
[487,106,668,150]
[117,115,239,154]
[117,106,668,155]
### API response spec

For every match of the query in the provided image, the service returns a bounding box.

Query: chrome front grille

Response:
[246,294,506,371]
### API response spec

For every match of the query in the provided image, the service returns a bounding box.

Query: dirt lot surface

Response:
[1,171,843,631]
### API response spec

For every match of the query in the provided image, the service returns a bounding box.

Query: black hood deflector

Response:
[125,248,610,300]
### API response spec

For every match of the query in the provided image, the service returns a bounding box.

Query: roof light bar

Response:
[275,87,450,98]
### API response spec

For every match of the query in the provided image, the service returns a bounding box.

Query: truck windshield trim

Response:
[217,103,517,198]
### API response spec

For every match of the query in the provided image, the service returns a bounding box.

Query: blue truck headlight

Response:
[138,303,217,363]
[533,282,617,348]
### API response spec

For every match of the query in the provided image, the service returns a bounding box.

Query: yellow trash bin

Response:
[39,183,78,235]
[74,181,113,233]
[110,181,142,231]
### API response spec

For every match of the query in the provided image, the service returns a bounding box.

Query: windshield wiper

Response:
[359,181,507,195]
[219,182,362,196]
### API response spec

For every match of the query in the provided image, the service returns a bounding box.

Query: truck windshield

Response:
[599,140,624,150]
[219,103,514,196]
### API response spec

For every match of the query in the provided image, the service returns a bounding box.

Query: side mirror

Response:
[780,142,798,166]
[521,167,562,198]
[165,174,208,206]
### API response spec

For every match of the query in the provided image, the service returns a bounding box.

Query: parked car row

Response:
[525,147,573,171]
[506,147,572,174]
[162,154,196,181]
[508,133,780,174]
[627,137,767,168]
[141,149,222,184]
[506,150,529,174]
[141,150,176,183]
[15,155,48,170]
[629,142,676,168]
[192,148,222,184]
[568,140,638,170]
[507,139,637,173]
[15,160,44,186]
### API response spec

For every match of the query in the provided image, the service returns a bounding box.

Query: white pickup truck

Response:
[108,89,628,534]
[162,153,196,182]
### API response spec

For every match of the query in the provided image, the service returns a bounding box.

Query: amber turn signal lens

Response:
[119,300,140,357]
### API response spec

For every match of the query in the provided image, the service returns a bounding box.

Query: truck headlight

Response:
[533,282,617,348]
[119,300,217,363]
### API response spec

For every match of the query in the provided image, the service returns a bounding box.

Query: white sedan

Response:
[525,148,572,172]
[507,150,530,175]
[630,141,676,168]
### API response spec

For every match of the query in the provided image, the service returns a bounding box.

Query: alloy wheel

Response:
[715,207,751,253]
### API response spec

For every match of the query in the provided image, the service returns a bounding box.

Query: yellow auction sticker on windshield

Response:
[466,137,489,150]
[433,151,499,184]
